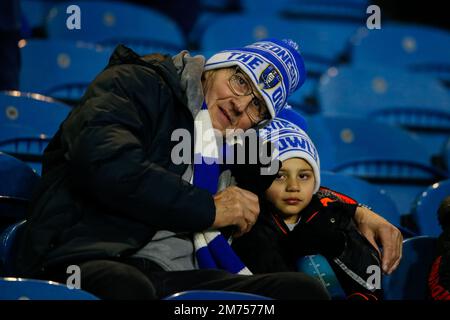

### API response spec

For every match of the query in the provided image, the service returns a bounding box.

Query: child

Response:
[232,110,383,300]
[428,195,450,300]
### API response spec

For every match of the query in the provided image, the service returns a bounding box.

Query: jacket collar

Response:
[107,45,187,107]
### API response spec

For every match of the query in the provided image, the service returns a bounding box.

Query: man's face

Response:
[204,68,268,135]
[265,158,316,224]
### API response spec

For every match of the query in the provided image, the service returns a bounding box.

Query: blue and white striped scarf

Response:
[192,102,252,275]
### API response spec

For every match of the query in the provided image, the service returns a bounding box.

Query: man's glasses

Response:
[228,68,269,125]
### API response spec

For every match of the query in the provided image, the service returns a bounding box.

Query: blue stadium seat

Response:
[444,137,450,172]
[46,1,185,50]
[0,220,26,276]
[0,91,71,137]
[164,290,272,300]
[411,179,450,237]
[0,153,39,228]
[240,0,287,15]
[199,0,238,12]
[297,255,346,300]
[21,0,57,32]
[0,277,99,300]
[306,115,449,214]
[351,23,450,83]
[288,78,320,114]
[383,236,437,300]
[200,15,359,78]
[321,171,401,226]
[20,39,111,103]
[0,91,71,174]
[0,221,260,300]
[280,0,369,21]
[318,66,450,157]
[0,220,98,299]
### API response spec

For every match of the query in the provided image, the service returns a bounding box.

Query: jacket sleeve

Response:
[61,63,215,232]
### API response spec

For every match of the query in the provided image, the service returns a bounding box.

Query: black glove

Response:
[228,138,281,196]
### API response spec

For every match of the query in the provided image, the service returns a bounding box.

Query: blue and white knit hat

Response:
[204,38,307,119]
[260,107,321,193]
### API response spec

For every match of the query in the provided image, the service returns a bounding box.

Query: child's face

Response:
[265,158,316,223]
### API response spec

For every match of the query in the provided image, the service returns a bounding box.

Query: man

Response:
[15,39,401,299]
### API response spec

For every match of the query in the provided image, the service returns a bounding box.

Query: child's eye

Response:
[299,174,310,180]
[276,173,287,181]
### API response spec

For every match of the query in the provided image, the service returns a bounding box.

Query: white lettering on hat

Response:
[272,87,284,110]
[278,136,318,161]
[248,56,264,69]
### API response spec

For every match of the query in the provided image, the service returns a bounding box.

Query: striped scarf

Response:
[192,102,252,275]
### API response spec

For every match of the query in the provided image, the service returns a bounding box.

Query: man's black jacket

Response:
[14,46,215,277]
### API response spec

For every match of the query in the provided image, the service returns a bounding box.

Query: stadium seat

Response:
[280,0,369,21]
[164,290,272,300]
[20,39,111,103]
[383,236,437,300]
[46,1,185,50]
[0,277,99,300]
[0,153,39,229]
[240,0,287,16]
[297,255,346,300]
[411,179,450,237]
[444,137,450,172]
[306,115,449,214]
[318,66,450,157]
[288,78,320,114]
[0,91,71,174]
[0,220,26,276]
[200,15,359,78]
[321,171,401,226]
[20,0,57,32]
[351,22,450,83]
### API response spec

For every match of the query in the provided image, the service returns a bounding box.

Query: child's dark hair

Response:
[437,196,450,229]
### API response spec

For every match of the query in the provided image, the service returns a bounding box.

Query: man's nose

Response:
[231,95,252,114]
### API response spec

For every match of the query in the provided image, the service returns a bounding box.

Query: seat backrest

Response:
[280,0,369,21]
[383,236,437,299]
[306,115,446,180]
[0,91,71,137]
[46,1,185,48]
[0,277,99,300]
[200,15,359,71]
[20,39,111,96]
[321,171,401,226]
[0,220,26,276]
[0,153,39,224]
[351,22,450,70]
[411,179,450,237]
[318,66,450,156]
[444,137,450,172]
[306,115,448,214]
[319,66,450,128]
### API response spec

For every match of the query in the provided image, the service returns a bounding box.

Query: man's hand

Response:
[354,206,403,274]
[212,186,260,237]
